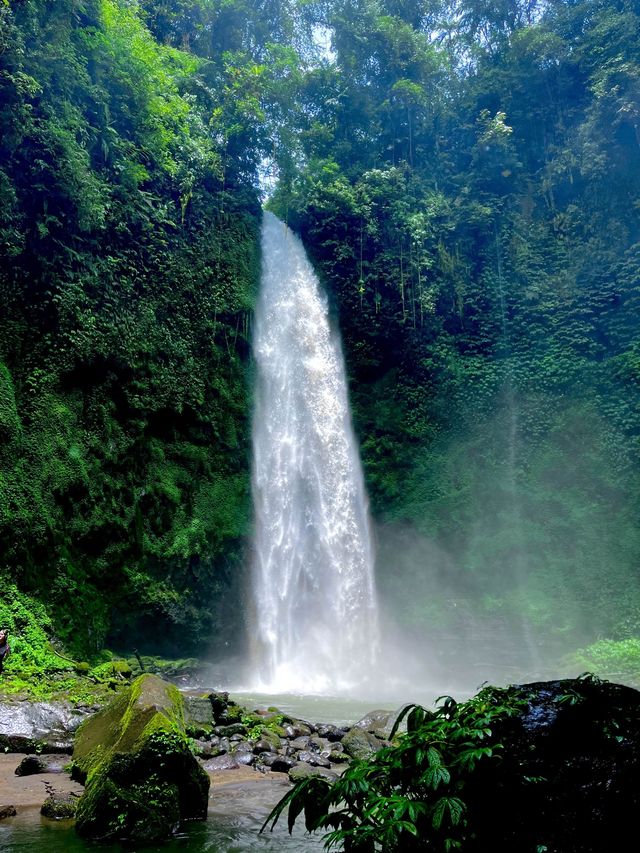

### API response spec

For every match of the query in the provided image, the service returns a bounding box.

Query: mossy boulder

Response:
[73,674,209,843]
[41,792,77,820]
[342,727,385,760]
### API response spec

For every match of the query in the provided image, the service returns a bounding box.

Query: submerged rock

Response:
[0,805,17,820]
[41,791,78,820]
[73,674,209,843]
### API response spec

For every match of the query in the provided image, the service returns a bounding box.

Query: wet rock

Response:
[342,728,385,760]
[258,752,279,767]
[289,763,337,783]
[15,755,49,776]
[271,756,296,773]
[191,740,214,759]
[0,805,17,820]
[316,724,346,741]
[73,674,209,843]
[234,751,255,767]
[214,723,247,738]
[298,751,331,768]
[282,724,297,738]
[15,754,66,776]
[462,678,640,853]
[353,709,395,736]
[41,792,78,820]
[0,701,91,754]
[290,736,311,750]
[308,736,330,753]
[203,754,240,771]
[253,738,277,754]
[208,691,230,723]
[329,750,350,763]
[217,737,231,754]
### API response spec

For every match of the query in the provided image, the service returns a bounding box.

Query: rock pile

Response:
[186,692,399,783]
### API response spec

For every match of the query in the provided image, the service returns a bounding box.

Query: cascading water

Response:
[249,211,380,694]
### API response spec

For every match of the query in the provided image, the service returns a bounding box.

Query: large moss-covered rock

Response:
[72,674,209,842]
[465,677,640,852]
[342,727,385,760]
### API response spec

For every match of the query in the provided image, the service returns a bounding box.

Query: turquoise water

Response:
[0,778,325,852]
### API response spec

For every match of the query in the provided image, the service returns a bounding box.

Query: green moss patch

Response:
[73,674,209,842]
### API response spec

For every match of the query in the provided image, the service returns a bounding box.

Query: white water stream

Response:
[248,212,380,694]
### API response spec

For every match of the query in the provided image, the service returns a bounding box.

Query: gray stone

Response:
[253,738,277,754]
[298,750,331,768]
[191,740,214,758]
[0,701,91,754]
[354,707,410,739]
[271,756,296,773]
[329,750,350,763]
[184,696,214,729]
[15,754,66,776]
[353,710,394,734]
[290,735,310,750]
[203,754,240,771]
[234,751,255,766]
[342,728,385,760]
[214,723,247,738]
[288,763,337,783]
[316,724,345,741]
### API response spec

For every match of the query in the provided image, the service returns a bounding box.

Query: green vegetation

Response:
[265,675,640,852]
[73,673,209,842]
[265,0,640,673]
[264,687,528,851]
[565,639,640,687]
[0,0,265,657]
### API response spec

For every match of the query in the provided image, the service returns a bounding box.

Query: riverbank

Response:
[0,752,275,814]
[0,752,325,853]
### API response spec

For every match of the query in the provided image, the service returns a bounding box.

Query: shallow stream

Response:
[0,775,325,852]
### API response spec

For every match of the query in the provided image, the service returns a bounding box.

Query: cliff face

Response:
[0,1,260,656]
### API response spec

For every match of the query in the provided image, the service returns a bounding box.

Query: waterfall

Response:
[249,212,380,694]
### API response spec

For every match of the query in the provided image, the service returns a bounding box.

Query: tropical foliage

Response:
[1,0,639,677]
